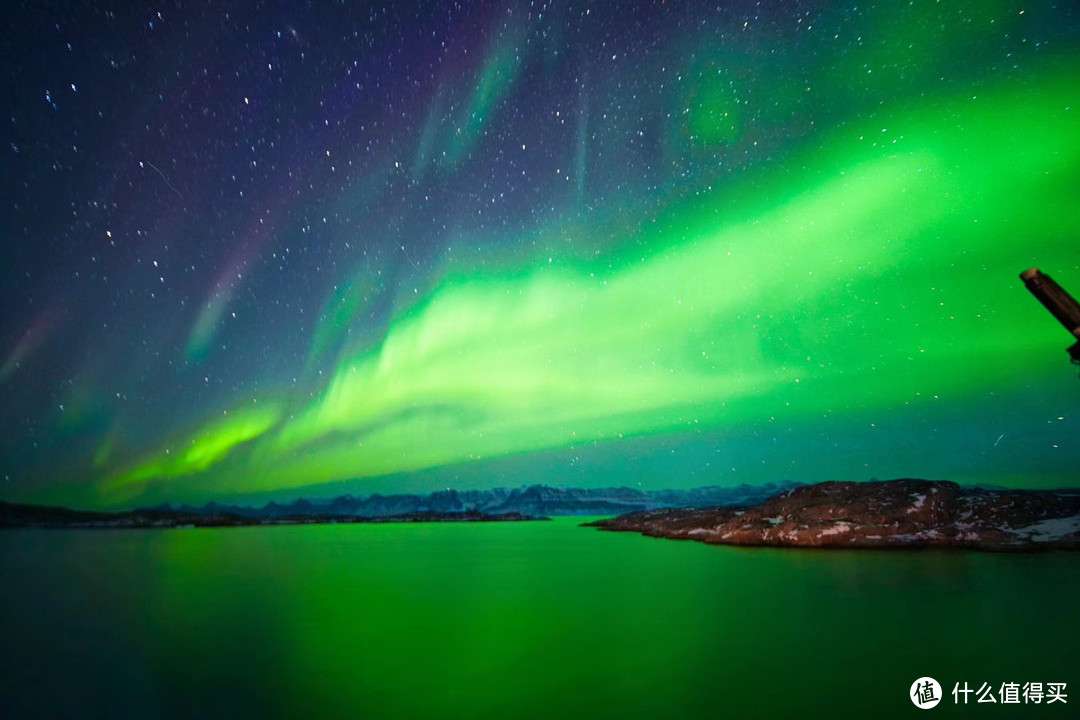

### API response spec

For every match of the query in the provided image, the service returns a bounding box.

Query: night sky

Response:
[3,1,1078,509]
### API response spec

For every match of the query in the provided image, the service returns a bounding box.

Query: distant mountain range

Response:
[0,482,800,529]
[156,482,802,519]
[0,502,544,530]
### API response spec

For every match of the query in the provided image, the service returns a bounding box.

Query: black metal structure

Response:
[1020,268,1080,371]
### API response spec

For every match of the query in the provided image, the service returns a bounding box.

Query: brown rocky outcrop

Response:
[586,479,1080,551]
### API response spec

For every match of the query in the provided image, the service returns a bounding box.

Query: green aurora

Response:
[95,62,1080,507]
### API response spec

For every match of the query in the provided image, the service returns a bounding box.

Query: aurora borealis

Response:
[2,1,1078,509]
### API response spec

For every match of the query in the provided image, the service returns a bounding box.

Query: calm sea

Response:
[1,517,1077,718]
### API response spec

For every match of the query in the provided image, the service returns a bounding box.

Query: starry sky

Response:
[2,0,1078,509]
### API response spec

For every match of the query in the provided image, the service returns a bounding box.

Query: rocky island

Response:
[587,479,1080,551]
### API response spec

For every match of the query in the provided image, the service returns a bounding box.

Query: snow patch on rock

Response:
[1013,516,1080,542]
[906,493,927,514]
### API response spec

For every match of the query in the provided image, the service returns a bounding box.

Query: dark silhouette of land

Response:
[0,482,798,530]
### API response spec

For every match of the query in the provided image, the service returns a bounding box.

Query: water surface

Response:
[2,518,1077,718]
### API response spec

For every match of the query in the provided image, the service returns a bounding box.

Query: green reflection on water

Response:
[2,519,1077,719]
